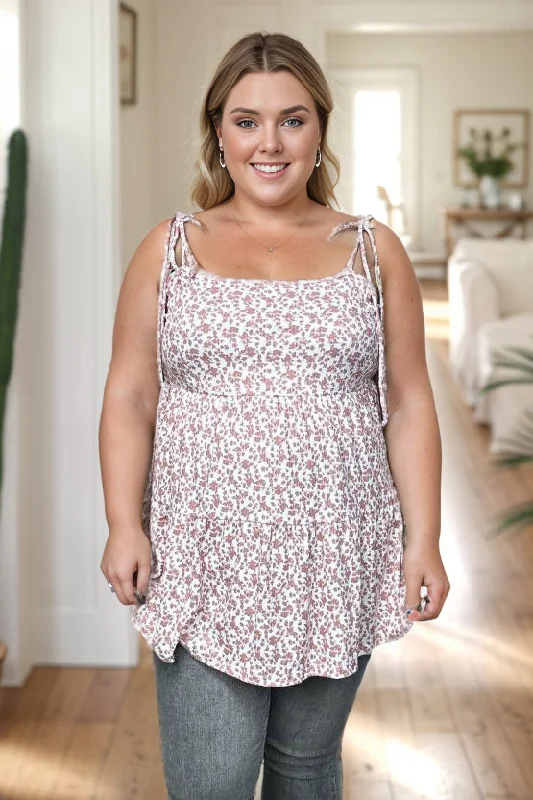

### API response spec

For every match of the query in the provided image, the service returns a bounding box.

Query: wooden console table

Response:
[441,207,533,257]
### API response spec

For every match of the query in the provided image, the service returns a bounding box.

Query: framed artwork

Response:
[119,3,137,105]
[453,109,530,188]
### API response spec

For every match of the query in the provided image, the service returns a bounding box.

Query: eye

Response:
[283,117,304,128]
[236,118,256,129]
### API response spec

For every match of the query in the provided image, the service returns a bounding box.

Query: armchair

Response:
[447,238,533,452]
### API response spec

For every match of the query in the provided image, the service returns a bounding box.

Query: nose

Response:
[259,122,283,153]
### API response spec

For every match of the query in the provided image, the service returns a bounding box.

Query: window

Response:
[354,89,404,232]
[329,67,419,249]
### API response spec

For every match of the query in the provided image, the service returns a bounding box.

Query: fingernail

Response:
[134,589,146,605]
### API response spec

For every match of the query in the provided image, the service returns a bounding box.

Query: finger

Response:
[411,584,449,622]
[101,567,117,596]
[404,577,424,615]
[112,572,136,606]
[104,574,122,602]
[134,562,151,604]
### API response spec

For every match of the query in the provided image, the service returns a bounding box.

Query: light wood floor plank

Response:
[78,668,131,723]
[347,780,393,799]
[6,668,60,722]
[93,645,165,799]
[343,676,390,784]
[41,668,94,722]
[0,721,37,795]
[403,628,456,736]
[462,727,530,799]
[48,722,114,799]
[8,720,73,798]
[413,733,481,799]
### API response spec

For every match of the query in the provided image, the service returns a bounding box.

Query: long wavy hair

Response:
[190,32,340,210]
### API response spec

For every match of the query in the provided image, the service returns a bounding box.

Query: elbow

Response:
[101,378,159,428]
[386,382,438,423]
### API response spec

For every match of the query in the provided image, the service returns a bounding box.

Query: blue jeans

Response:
[153,643,371,800]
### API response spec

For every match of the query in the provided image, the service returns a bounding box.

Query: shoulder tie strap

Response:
[167,211,201,277]
[328,215,388,426]
[156,211,201,384]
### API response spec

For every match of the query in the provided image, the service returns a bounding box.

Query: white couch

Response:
[448,238,533,453]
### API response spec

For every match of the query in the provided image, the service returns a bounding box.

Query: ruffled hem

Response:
[133,618,412,687]
[131,506,412,687]
[177,625,409,687]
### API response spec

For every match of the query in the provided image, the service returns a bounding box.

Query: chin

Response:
[242,182,304,206]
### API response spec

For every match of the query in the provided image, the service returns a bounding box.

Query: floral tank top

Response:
[132,211,412,687]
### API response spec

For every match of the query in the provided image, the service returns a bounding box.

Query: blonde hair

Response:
[190,32,340,210]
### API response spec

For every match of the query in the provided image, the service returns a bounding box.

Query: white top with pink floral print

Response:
[132,211,412,687]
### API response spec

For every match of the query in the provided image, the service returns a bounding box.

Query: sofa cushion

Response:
[477,313,533,381]
[451,239,533,316]
[475,312,533,451]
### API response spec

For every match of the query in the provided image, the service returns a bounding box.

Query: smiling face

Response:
[216,70,322,208]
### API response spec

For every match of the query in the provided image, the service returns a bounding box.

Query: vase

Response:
[479,175,501,209]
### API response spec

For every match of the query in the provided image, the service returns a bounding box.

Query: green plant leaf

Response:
[498,346,533,364]
[482,377,533,391]
[495,453,533,467]
[492,358,533,373]
[491,503,533,535]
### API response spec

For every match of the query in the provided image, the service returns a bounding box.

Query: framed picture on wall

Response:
[454,109,530,188]
[119,3,137,105]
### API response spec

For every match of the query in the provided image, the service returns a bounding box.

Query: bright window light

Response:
[353,90,405,237]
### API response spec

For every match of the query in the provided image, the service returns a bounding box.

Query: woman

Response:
[100,31,449,800]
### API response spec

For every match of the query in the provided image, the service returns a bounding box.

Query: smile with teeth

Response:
[252,163,289,173]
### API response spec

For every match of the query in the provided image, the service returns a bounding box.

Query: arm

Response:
[99,219,171,605]
[374,222,450,622]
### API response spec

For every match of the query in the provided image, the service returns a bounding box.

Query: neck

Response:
[227,189,314,228]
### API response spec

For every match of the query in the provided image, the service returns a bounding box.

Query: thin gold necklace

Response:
[233,207,312,253]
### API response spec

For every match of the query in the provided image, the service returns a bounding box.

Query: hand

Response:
[100,526,152,606]
[402,544,450,622]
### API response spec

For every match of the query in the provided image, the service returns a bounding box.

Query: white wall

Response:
[0,0,20,188]
[152,0,214,220]
[0,0,136,687]
[326,31,533,251]
[0,0,24,684]
[120,0,157,267]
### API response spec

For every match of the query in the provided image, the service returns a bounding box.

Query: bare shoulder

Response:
[371,219,405,255]
[129,218,172,273]
[113,218,174,353]
[321,212,412,272]
[117,218,174,301]
[370,219,415,285]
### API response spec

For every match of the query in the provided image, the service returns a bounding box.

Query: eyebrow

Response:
[228,105,311,115]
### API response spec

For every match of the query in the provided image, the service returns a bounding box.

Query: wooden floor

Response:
[1,280,533,799]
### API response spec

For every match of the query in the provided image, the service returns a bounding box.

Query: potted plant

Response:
[0,129,28,701]
[458,127,521,209]
[482,343,533,533]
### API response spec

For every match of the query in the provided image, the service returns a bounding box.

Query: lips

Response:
[251,163,289,177]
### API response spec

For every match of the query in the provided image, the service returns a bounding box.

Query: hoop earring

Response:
[315,147,322,168]
[219,149,227,169]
